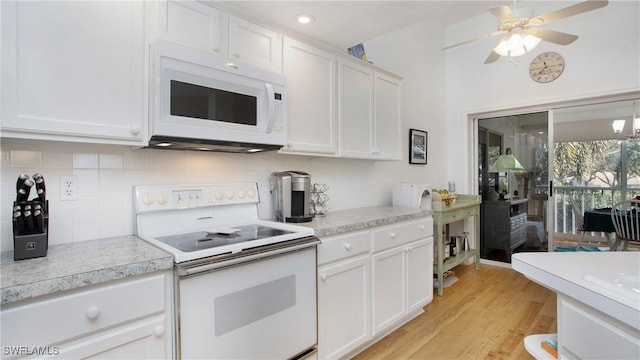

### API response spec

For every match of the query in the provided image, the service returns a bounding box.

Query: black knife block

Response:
[13,200,48,261]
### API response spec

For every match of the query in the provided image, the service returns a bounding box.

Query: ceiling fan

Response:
[443,0,609,64]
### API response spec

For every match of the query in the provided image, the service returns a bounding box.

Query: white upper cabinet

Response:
[373,72,403,160]
[339,60,374,159]
[338,59,402,160]
[228,16,282,73]
[1,1,147,145]
[280,37,338,156]
[158,0,228,57]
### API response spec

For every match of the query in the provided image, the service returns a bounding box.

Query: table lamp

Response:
[489,148,527,200]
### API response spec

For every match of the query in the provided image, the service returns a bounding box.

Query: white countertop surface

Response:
[512,251,640,330]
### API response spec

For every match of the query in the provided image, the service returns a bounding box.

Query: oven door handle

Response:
[180,239,321,276]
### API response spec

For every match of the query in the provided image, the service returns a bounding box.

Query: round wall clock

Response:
[529,52,565,83]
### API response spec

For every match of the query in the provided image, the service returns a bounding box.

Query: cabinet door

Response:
[281,37,338,155]
[318,255,371,359]
[1,1,146,145]
[373,73,402,160]
[158,0,228,56]
[406,238,433,312]
[558,295,640,359]
[372,246,406,335]
[339,60,374,159]
[228,16,282,73]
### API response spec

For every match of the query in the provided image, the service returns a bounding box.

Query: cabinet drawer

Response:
[372,218,433,253]
[1,272,168,348]
[560,296,640,359]
[318,231,370,265]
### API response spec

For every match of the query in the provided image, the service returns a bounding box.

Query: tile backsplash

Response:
[1,139,313,252]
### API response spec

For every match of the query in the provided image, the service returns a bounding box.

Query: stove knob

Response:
[247,189,257,198]
[237,190,246,199]
[214,190,224,201]
[142,192,155,206]
[225,189,234,200]
[158,191,170,205]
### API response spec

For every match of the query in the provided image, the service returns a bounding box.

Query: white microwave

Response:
[149,41,287,153]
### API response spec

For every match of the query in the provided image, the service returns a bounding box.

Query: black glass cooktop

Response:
[155,224,293,252]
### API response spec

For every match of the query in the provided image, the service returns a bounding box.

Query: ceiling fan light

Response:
[507,33,527,56]
[612,119,625,134]
[493,37,510,57]
[523,34,542,52]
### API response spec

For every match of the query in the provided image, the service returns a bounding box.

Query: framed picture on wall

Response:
[409,128,427,164]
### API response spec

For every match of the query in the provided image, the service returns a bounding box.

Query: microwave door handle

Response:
[265,83,275,132]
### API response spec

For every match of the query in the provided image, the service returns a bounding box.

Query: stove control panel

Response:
[134,183,259,213]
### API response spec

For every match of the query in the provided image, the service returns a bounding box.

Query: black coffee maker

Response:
[270,171,313,223]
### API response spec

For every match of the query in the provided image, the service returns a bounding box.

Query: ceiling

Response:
[217,1,512,51]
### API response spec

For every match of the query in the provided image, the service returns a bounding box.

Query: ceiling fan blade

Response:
[484,51,501,64]
[533,0,608,25]
[442,30,505,50]
[488,6,518,23]
[530,28,579,45]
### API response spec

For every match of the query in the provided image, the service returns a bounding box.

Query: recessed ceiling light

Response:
[297,15,314,24]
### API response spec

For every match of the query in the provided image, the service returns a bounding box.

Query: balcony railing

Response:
[554,186,640,241]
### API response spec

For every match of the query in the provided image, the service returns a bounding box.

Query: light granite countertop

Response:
[1,207,430,305]
[299,206,432,238]
[1,236,173,305]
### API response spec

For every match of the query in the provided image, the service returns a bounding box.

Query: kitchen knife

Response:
[33,209,44,233]
[23,210,34,234]
[16,174,29,192]
[16,189,29,202]
[13,211,24,235]
[37,189,46,204]
[17,179,34,202]
[35,175,46,194]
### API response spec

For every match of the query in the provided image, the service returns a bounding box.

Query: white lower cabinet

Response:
[558,294,640,359]
[0,271,173,359]
[372,237,433,335]
[317,217,433,359]
[317,231,371,360]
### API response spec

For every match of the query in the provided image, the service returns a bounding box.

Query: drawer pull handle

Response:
[86,306,100,320]
[320,273,327,281]
[154,325,165,337]
[344,243,351,251]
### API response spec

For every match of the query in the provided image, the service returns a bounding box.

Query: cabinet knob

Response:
[154,325,165,337]
[344,243,351,251]
[86,306,100,320]
[420,225,425,230]
[390,232,396,239]
[320,273,327,281]
[131,126,140,135]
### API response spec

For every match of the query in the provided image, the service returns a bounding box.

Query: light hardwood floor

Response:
[353,263,557,360]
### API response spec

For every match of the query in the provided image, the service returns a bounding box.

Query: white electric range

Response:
[134,183,319,359]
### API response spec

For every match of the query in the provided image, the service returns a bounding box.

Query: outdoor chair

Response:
[610,199,640,251]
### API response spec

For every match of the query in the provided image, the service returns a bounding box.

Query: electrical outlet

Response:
[60,175,78,201]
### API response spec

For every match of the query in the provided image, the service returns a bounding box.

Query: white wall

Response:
[443,0,640,191]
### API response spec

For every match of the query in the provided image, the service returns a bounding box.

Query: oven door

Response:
[177,245,317,359]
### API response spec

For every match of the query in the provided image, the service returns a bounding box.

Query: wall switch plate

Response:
[60,175,78,201]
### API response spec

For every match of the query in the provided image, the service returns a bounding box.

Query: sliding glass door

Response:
[478,112,549,263]
[552,99,640,250]
[475,95,640,263]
